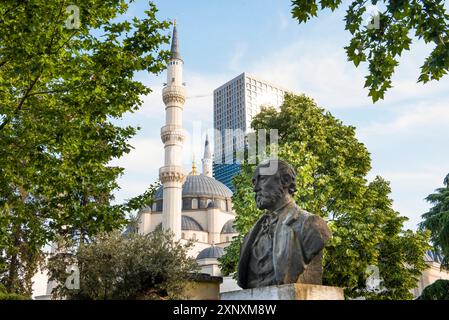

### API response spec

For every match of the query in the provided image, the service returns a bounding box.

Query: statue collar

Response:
[261,200,298,226]
[272,199,294,215]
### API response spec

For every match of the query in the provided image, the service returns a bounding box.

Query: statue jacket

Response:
[237,201,331,289]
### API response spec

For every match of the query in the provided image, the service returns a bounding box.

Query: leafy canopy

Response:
[420,173,449,269]
[291,0,449,102]
[418,279,449,300]
[219,93,430,299]
[47,229,199,300]
[0,0,169,295]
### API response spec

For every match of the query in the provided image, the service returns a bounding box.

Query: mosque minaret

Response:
[159,21,186,240]
[202,135,213,178]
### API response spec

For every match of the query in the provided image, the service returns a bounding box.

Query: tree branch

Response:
[0,75,40,131]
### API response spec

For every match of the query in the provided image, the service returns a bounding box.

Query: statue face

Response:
[252,169,285,211]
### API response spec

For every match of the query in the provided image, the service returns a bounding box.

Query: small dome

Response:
[221,219,236,234]
[181,215,203,231]
[155,174,233,200]
[196,246,224,260]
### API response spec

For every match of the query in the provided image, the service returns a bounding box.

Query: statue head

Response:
[252,159,297,211]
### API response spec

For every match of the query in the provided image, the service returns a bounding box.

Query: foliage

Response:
[219,93,430,299]
[0,284,29,300]
[420,173,449,269]
[291,0,449,102]
[218,164,261,276]
[47,228,199,300]
[0,0,170,295]
[418,279,449,300]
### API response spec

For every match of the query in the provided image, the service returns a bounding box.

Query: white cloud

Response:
[278,11,291,30]
[361,102,449,136]
[136,71,229,128]
[110,137,163,173]
[369,165,448,230]
[242,36,449,112]
[137,85,165,121]
[109,137,162,203]
[246,40,374,109]
[229,42,248,72]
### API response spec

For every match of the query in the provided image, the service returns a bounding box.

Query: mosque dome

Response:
[425,250,443,264]
[221,219,236,234]
[181,215,203,231]
[155,215,203,231]
[155,174,233,200]
[196,246,224,260]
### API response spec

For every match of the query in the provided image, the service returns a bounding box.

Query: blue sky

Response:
[111,0,449,231]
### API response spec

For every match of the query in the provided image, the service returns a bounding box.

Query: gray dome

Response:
[425,250,443,264]
[181,215,203,231]
[154,216,203,231]
[155,174,233,200]
[221,219,236,234]
[196,246,224,260]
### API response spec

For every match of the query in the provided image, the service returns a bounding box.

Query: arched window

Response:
[192,198,198,210]
[181,233,185,239]
[192,233,197,240]
[226,236,229,242]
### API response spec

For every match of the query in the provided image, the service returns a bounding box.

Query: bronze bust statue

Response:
[237,160,331,289]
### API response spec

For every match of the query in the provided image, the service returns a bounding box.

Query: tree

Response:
[418,279,449,300]
[0,1,170,296]
[291,0,449,102]
[219,93,430,299]
[0,284,29,300]
[47,229,199,300]
[420,173,449,269]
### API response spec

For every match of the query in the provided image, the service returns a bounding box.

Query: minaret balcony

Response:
[159,165,186,184]
[161,125,185,144]
[162,85,186,105]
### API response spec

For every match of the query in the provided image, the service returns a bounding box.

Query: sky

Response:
[111,0,449,231]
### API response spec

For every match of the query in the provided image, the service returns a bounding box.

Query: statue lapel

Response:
[273,203,302,284]
[237,214,267,287]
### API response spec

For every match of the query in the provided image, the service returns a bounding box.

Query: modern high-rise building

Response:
[213,72,289,191]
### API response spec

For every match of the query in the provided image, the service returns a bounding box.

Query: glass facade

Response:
[213,162,241,192]
[213,72,288,189]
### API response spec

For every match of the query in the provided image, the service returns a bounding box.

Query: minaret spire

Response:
[202,134,213,177]
[160,23,186,240]
[170,20,181,60]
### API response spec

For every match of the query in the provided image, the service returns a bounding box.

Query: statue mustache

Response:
[255,188,284,201]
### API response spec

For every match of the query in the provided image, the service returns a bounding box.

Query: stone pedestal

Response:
[220,283,344,300]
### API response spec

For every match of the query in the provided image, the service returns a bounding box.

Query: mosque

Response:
[136,136,238,276]
[134,22,237,277]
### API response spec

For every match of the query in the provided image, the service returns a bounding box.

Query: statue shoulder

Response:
[288,207,331,240]
[291,209,332,263]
